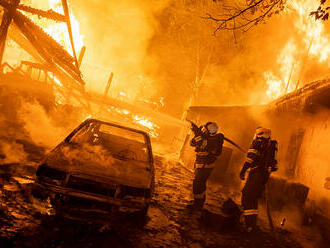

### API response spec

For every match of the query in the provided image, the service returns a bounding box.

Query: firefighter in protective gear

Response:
[190,121,224,208]
[240,127,278,231]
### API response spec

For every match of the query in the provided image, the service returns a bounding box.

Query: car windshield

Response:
[69,121,150,163]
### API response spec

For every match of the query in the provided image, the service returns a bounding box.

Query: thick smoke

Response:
[18,102,70,148]
[61,1,330,118]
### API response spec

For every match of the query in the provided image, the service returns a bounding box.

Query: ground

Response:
[0,151,311,248]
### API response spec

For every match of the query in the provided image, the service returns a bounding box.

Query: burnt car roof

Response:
[64,118,151,143]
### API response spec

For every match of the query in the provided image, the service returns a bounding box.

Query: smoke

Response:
[60,144,116,168]
[18,102,69,148]
[0,82,85,162]
[6,1,330,120]
[0,142,27,164]
[67,0,169,97]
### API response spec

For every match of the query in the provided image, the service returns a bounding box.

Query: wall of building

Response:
[294,109,330,217]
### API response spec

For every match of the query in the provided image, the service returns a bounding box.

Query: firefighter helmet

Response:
[206,122,218,136]
[255,127,271,139]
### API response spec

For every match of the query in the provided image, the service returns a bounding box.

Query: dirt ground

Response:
[0,151,316,248]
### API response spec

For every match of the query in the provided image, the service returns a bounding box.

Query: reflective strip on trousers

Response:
[243,209,259,215]
[196,152,209,156]
[248,149,258,154]
[245,157,253,164]
[194,191,206,199]
[195,163,215,169]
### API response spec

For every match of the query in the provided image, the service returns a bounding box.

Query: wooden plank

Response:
[0,0,20,66]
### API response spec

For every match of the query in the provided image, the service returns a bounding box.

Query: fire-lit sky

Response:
[7,0,330,116]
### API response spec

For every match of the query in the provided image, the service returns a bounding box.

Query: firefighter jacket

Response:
[190,128,224,165]
[242,138,278,173]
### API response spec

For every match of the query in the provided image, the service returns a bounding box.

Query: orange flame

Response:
[107,105,160,137]
[264,0,330,101]
[47,0,84,55]
[26,0,84,56]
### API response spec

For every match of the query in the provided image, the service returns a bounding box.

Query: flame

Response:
[83,114,92,121]
[264,0,330,101]
[48,73,63,87]
[25,0,84,56]
[47,0,84,55]
[107,106,160,137]
[264,39,299,98]
[291,0,330,63]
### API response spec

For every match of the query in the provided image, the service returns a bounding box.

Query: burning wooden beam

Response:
[0,0,20,66]
[77,46,86,68]
[0,0,66,22]
[104,72,114,97]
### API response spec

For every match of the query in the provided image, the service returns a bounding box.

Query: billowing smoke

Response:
[56,0,330,118]
[5,1,330,120]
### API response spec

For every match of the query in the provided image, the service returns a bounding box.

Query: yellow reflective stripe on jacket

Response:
[243,209,258,215]
[201,140,207,149]
[245,157,253,164]
[194,136,203,142]
[248,149,258,154]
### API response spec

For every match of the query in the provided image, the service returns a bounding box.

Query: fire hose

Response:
[186,120,246,153]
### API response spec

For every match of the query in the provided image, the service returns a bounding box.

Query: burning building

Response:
[180,76,330,240]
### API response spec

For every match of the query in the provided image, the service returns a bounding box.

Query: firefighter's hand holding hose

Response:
[239,163,249,180]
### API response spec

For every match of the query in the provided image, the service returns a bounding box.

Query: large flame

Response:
[264,0,330,101]
[265,39,300,98]
[25,0,84,56]
[47,0,84,55]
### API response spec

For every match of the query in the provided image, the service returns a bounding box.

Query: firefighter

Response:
[239,127,278,232]
[189,121,224,208]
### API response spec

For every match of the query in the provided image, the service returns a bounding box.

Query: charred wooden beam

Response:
[77,46,86,68]
[104,72,114,97]
[0,0,20,66]
[61,0,79,68]
[12,10,84,85]
[0,0,66,22]
[17,5,66,22]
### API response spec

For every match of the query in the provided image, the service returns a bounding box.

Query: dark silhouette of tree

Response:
[204,0,286,34]
[310,0,330,21]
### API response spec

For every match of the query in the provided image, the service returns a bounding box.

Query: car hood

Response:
[43,143,153,189]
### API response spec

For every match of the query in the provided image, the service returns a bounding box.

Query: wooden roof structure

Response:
[0,0,86,87]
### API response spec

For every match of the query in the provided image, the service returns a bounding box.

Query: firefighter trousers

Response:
[193,167,213,207]
[241,169,269,228]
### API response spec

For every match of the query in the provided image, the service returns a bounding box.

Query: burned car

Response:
[34,119,154,220]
